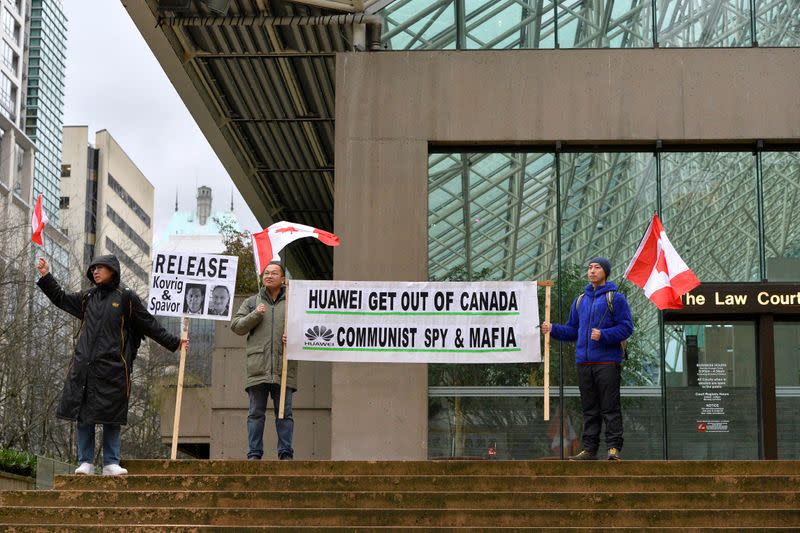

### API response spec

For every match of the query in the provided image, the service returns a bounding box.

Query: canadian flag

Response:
[252,221,340,275]
[624,213,700,310]
[31,194,49,246]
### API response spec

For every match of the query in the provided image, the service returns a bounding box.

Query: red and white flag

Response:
[31,194,48,246]
[252,221,340,275]
[624,213,700,310]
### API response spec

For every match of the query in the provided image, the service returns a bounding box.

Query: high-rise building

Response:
[25,0,67,228]
[60,126,155,293]
[0,0,26,130]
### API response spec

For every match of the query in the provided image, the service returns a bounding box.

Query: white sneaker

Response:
[74,462,94,475]
[102,464,128,476]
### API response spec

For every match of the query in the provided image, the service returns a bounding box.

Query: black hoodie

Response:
[37,254,180,425]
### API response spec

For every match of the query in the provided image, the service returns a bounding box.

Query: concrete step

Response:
[51,473,800,492]
[2,507,800,528]
[3,490,800,510]
[9,524,797,533]
[120,459,800,476]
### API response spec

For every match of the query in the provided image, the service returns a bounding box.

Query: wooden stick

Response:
[170,317,189,460]
[537,281,554,422]
[279,281,290,419]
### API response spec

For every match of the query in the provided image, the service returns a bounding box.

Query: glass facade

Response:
[427,149,800,459]
[25,0,67,227]
[379,0,800,49]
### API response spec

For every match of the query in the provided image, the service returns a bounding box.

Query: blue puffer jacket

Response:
[551,281,633,364]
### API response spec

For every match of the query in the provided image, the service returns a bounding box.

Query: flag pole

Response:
[538,280,554,421]
[278,280,290,419]
[170,317,189,460]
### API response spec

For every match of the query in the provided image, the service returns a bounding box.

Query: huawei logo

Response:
[305,326,334,342]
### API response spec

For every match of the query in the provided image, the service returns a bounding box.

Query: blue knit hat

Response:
[589,257,611,278]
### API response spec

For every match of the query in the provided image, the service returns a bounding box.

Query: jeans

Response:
[77,423,121,466]
[247,383,294,459]
[577,363,624,452]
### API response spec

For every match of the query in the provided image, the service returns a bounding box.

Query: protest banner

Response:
[284,280,541,364]
[147,251,238,457]
[147,251,238,321]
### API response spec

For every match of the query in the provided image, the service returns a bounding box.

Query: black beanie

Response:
[589,257,611,278]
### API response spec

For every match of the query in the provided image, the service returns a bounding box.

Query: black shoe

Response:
[278,454,293,461]
[568,450,597,461]
[607,448,621,460]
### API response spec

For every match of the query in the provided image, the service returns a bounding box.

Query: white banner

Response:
[147,251,239,321]
[286,280,541,363]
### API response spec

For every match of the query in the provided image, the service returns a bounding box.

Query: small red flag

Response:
[31,194,49,246]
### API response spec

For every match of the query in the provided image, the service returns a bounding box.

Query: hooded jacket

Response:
[37,254,181,425]
[550,281,634,364]
[231,285,298,391]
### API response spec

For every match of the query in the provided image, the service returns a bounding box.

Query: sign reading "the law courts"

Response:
[671,283,800,315]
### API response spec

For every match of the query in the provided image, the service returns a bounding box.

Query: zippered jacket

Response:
[37,255,181,425]
[550,281,634,364]
[231,286,298,391]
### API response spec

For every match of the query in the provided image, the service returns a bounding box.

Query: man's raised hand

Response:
[36,258,49,277]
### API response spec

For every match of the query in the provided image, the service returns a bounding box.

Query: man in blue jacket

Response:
[542,257,633,460]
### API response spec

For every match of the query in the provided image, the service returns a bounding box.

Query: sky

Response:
[61,0,260,241]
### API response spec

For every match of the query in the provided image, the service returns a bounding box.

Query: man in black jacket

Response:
[36,255,188,475]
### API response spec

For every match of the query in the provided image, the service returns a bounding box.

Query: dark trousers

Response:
[577,363,623,452]
[246,383,294,460]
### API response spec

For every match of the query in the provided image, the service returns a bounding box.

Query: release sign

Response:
[147,251,239,321]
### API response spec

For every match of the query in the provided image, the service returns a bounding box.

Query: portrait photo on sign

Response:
[183,283,206,315]
[207,285,231,316]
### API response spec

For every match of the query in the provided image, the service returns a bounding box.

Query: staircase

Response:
[2,460,800,530]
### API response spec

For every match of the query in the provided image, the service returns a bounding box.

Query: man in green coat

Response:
[231,261,298,460]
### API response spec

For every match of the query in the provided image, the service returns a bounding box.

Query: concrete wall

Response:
[0,472,34,490]
[333,48,800,459]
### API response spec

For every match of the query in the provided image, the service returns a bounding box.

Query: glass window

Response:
[429,394,551,459]
[775,322,800,459]
[60,164,70,177]
[557,0,652,48]
[381,0,456,50]
[762,152,800,281]
[1,40,12,70]
[754,0,800,46]
[1,9,13,38]
[465,0,555,49]
[0,72,13,116]
[656,0,752,47]
[661,152,758,282]
[558,152,661,458]
[427,151,558,457]
[429,152,558,282]
[665,321,759,459]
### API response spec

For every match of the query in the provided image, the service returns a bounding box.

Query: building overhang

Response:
[125,0,366,278]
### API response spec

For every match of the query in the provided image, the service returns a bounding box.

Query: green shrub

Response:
[0,449,37,478]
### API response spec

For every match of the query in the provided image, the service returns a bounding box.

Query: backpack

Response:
[574,291,628,359]
[81,287,143,361]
